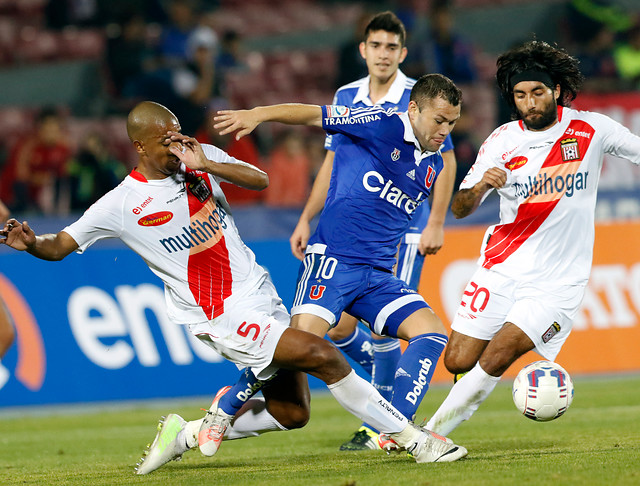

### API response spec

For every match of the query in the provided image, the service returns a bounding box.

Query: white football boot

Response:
[198,386,234,457]
[403,424,467,463]
[135,414,188,475]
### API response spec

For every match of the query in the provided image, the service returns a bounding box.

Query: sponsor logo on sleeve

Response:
[326,105,350,118]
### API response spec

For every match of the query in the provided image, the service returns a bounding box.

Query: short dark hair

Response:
[364,11,406,47]
[496,40,584,112]
[410,74,462,108]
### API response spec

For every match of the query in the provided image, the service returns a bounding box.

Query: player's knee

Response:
[307,338,342,368]
[279,403,310,430]
[443,347,475,374]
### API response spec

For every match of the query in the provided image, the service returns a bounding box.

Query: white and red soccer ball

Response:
[512,360,574,421]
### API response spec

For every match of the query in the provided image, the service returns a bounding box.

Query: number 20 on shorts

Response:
[460,281,490,313]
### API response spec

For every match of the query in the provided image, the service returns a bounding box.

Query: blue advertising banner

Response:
[0,240,315,407]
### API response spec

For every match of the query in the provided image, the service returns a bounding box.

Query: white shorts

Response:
[189,277,290,380]
[451,267,586,360]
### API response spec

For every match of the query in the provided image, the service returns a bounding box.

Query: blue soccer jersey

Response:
[309,104,444,271]
[324,71,453,239]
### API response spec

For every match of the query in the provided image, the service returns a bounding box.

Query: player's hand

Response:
[290,219,310,260]
[480,167,508,190]
[213,109,260,140]
[166,131,209,171]
[419,224,444,255]
[0,219,36,251]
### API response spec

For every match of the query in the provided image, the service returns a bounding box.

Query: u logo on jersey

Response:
[425,166,436,189]
[309,285,326,300]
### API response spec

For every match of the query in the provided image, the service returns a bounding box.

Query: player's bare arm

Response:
[214,104,323,140]
[290,150,335,260]
[451,167,507,219]
[1,219,78,261]
[167,131,268,190]
[419,150,457,255]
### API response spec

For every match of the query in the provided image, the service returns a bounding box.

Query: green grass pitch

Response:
[1,375,639,485]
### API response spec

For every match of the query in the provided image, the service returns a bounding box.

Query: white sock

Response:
[224,398,288,439]
[181,418,203,449]
[327,369,407,434]
[426,362,500,436]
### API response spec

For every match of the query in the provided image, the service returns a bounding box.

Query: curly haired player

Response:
[426,40,640,435]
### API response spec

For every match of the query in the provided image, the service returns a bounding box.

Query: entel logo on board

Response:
[0,273,46,391]
[138,211,174,227]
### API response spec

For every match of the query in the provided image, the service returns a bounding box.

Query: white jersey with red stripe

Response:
[63,143,268,325]
[460,106,640,286]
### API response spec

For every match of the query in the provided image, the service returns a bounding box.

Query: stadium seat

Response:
[15,26,59,62]
[59,28,105,60]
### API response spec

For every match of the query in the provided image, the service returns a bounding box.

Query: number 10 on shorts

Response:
[309,255,337,300]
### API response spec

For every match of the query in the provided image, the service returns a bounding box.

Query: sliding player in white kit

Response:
[425,41,640,436]
[0,101,466,474]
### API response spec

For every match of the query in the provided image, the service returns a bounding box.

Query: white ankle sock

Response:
[182,418,203,449]
[224,398,288,439]
[327,369,407,434]
[426,362,500,436]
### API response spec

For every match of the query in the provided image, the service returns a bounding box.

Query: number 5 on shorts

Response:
[237,321,260,341]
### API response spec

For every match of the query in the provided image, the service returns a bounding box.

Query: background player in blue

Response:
[289,11,457,450]
[215,73,461,452]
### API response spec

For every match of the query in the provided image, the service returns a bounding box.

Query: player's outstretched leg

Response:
[275,324,467,463]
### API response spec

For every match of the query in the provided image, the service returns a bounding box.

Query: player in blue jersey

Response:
[214,72,461,452]
[289,11,458,450]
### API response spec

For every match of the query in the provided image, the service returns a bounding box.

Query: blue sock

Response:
[362,337,402,433]
[371,337,401,401]
[218,368,265,415]
[331,327,373,375]
[391,333,447,422]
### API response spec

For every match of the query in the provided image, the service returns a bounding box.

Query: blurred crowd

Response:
[0,0,639,216]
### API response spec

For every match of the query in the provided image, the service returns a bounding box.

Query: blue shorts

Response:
[396,232,425,290]
[291,248,429,337]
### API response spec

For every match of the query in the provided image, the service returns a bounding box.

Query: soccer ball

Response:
[512,360,574,421]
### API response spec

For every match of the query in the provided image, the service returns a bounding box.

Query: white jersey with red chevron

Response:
[64,144,267,324]
[460,106,640,285]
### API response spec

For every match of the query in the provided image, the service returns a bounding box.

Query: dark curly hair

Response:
[496,41,584,114]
